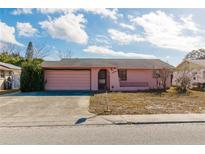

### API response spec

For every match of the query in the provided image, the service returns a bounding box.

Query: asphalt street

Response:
[0,123,205,144]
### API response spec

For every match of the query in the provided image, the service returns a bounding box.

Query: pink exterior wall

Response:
[90,68,171,91]
[117,69,154,91]
[91,68,99,91]
[44,67,171,91]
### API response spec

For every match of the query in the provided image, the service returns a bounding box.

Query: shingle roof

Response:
[0,62,21,70]
[187,59,205,67]
[42,59,174,69]
[0,65,11,71]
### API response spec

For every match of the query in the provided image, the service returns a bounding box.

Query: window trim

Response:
[0,70,5,78]
[118,69,127,81]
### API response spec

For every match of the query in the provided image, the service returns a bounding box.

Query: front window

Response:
[0,71,5,78]
[118,69,127,81]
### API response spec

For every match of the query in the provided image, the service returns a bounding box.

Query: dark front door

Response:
[98,70,107,90]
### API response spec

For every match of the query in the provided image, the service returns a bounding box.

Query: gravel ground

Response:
[90,90,205,115]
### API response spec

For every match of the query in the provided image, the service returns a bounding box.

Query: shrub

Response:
[20,59,44,92]
[175,75,191,93]
[0,52,25,66]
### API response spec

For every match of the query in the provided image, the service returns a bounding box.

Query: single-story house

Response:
[0,62,21,90]
[42,59,174,91]
[173,59,205,89]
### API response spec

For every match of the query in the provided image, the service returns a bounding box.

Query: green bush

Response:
[20,59,44,92]
[0,52,25,66]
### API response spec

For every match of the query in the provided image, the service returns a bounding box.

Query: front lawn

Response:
[89,88,205,115]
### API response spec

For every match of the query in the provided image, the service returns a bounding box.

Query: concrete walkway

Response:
[83,114,205,125]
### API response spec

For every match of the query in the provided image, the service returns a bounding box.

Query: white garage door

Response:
[44,70,91,90]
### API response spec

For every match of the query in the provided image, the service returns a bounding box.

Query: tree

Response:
[0,46,25,66]
[57,49,73,59]
[153,68,172,91]
[33,43,49,59]
[184,48,205,60]
[25,42,49,59]
[20,59,44,92]
[0,52,25,66]
[175,70,191,93]
[159,68,172,91]
[25,42,34,60]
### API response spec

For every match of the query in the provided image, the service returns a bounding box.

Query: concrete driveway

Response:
[0,91,93,126]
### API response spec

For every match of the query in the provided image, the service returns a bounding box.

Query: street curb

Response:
[115,120,205,125]
[1,120,205,128]
[0,90,20,96]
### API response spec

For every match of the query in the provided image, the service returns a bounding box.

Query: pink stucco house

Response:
[42,59,174,91]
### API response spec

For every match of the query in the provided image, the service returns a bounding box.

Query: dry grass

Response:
[89,88,205,115]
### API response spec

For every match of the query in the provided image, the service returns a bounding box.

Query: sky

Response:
[1,8,205,66]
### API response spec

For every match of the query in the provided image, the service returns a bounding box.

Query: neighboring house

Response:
[0,62,21,90]
[173,59,205,88]
[42,59,174,91]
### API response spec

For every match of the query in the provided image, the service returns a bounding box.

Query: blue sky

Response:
[1,8,205,66]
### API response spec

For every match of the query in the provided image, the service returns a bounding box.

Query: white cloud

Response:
[11,8,32,15]
[36,8,76,14]
[0,42,7,49]
[119,23,135,30]
[129,10,205,52]
[16,22,38,37]
[84,45,156,59]
[83,8,120,21]
[108,29,144,44]
[95,35,111,45]
[37,8,120,21]
[0,21,24,47]
[180,15,199,32]
[39,13,88,44]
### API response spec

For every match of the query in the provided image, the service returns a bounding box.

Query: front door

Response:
[98,70,107,90]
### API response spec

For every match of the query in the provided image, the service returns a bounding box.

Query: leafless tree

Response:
[57,49,73,59]
[185,48,205,60]
[33,43,49,59]
[159,68,172,91]
[175,69,191,93]
[25,42,49,59]
[153,69,161,89]
[1,44,20,55]
[153,68,172,91]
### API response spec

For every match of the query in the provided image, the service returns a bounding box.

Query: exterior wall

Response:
[173,69,205,86]
[91,67,120,91]
[0,71,11,90]
[115,69,171,91]
[0,69,21,90]
[173,60,205,86]
[43,67,172,91]
[0,78,4,89]
[195,69,205,83]
[91,68,99,91]
[91,68,172,91]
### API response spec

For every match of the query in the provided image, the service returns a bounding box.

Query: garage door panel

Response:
[45,70,91,90]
